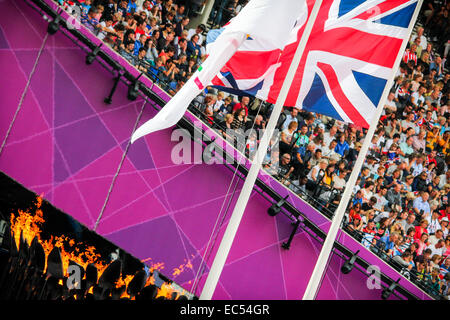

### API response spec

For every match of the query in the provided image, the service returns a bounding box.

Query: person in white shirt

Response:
[373,187,389,212]
[438,172,450,189]
[410,155,425,177]
[96,19,115,41]
[411,85,426,107]
[438,217,449,238]
[333,169,347,191]
[322,126,338,149]
[322,140,339,160]
[427,239,446,257]
[426,211,441,234]
[383,133,401,154]
[360,181,375,204]
[281,108,299,131]
[428,229,445,247]
[411,27,427,51]
[187,24,205,46]
[384,92,397,114]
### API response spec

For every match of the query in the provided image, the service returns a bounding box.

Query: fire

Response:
[116,274,134,299]
[10,196,44,250]
[9,195,191,300]
[145,274,155,287]
[10,196,109,275]
[172,258,193,278]
[155,282,177,299]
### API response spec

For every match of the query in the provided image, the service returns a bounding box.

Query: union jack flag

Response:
[211,0,419,128]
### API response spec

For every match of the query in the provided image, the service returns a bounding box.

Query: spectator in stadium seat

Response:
[379,232,401,256]
[428,239,446,256]
[322,139,339,160]
[81,7,100,33]
[412,171,429,192]
[439,218,449,238]
[415,219,430,242]
[231,107,247,131]
[134,34,148,56]
[119,41,136,65]
[413,191,431,218]
[279,121,298,155]
[276,153,295,183]
[427,210,442,234]
[393,251,414,270]
[404,213,417,232]
[187,24,205,46]
[415,232,430,256]
[186,33,201,61]
[232,96,250,117]
[293,142,314,176]
[334,134,349,157]
[148,57,166,82]
[429,229,445,246]
[412,130,427,152]
[298,113,315,137]
[386,183,403,210]
[347,214,363,232]
[282,108,299,131]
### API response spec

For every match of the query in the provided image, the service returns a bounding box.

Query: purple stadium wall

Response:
[0,0,432,300]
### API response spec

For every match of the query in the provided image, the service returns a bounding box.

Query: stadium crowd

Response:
[55,0,450,298]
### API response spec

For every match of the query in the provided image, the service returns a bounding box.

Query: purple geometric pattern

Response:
[0,0,432,300]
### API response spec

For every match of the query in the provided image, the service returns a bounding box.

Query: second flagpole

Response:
[199,0,323,300]
[302,0,424,300]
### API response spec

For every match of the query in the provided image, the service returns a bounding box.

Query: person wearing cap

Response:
[439,217,449,238]
[347,213,363,232]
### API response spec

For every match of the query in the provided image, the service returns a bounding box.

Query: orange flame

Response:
[155,282,177,299]
[10,196,108,278]
[172,258,193,278]
[9,195,191,300]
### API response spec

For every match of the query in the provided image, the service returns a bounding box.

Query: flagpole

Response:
[199,0,323,300]
[302,0,424,300]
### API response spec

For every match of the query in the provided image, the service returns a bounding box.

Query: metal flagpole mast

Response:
[302,0,424,300]
[199,0,324,300]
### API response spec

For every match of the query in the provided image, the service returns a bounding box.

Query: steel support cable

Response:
[191,102,265,295]
[0,33,49,156]
[94,98,148,231]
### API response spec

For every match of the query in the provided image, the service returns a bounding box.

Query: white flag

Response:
[130,0,307,143]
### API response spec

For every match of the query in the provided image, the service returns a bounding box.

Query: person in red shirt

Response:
[439,206,450,221]
[414,219,429,241]
[232,96,250,117]
[363,219,377,234]
[426,149,438,167]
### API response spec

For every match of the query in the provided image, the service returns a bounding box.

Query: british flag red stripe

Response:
[211,0,418,128]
